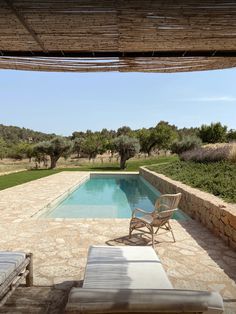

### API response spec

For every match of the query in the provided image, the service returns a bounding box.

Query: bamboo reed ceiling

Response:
[1,0,236,72]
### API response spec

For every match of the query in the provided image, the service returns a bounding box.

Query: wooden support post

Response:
[26,253,33,287]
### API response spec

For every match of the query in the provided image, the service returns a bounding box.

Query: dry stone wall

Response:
[140,167,236,250]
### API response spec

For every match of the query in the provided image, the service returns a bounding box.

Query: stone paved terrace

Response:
[0,172,235,313]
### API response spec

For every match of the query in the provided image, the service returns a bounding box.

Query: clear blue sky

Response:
[0,68,235,136]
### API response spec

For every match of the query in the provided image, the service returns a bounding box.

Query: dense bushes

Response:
[171,136,202,154]
[198,122,227,143]
[0,124,55,145]
[227,129,236,142]
[148,160,236,203]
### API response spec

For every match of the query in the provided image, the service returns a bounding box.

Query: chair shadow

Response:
[106,232,160,246]
[106,229,176,247]
[106,233,150,246]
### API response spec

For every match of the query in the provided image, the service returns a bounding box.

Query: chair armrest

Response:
[132,207,149,218]
[65,288,224,314]
[157,208,178,218]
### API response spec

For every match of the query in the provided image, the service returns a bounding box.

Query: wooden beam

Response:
[1,50,236,58]
[4,0,47,53]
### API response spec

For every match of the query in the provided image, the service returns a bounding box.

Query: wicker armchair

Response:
[129,193,182,246]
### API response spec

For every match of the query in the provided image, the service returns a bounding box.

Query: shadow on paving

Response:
[106,225,236,313]
[178,220,236,312]
[178,220,236,284]
[0,281,83,314]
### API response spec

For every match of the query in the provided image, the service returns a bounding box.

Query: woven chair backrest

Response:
[152,193,182,222]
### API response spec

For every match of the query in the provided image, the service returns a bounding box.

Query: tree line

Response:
[0,121,235,169]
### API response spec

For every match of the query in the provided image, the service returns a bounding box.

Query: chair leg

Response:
[129,223,132,239]
[26,253,33,287]
[167,221,176,242]
[151,227,154,247]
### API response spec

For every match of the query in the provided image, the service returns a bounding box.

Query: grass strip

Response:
[0,156,177,191]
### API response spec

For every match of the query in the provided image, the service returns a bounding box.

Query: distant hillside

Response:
[0,124,56,145]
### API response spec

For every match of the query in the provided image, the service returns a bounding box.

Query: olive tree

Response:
[150,121,178,152]
[113,135,140,169]
[73,137,85,157]
[136,128,153,156]
[136,122,177,156]
[7,142,33,160]
[80,133,107,161]
[33,137,72,169]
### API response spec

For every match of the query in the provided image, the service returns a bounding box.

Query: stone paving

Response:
[0,172,235,313]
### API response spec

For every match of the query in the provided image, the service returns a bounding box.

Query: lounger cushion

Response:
[66,288,224,314]
[83,246,173,289]
[0,252,26,285]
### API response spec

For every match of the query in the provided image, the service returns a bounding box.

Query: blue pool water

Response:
[44,174,188,219]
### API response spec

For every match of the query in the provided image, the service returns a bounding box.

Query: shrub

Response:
[227,129,236,142]
[229,143,236,163]
[198,122,227,143]
[180,143,233,162]
[171,136,202,155]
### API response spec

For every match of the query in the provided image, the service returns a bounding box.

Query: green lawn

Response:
[0,156,177,191]
[65,156,177,172]
[148,160,236,203]
[0,169,61,190]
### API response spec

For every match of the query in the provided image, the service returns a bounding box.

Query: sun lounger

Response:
[0,252,33,306]
[65,246,224,313]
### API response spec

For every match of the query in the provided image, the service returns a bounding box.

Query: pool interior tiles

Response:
[42,174,189,219]
[43,174,159,219]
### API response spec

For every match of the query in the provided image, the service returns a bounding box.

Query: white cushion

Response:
[83,246,173,289]
[66,288,224,314]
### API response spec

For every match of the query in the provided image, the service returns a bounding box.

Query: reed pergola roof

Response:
[1,0,236,72]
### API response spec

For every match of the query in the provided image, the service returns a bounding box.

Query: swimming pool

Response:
[43,174,188,219]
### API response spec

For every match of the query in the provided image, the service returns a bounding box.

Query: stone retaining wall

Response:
[140,167,236,249]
